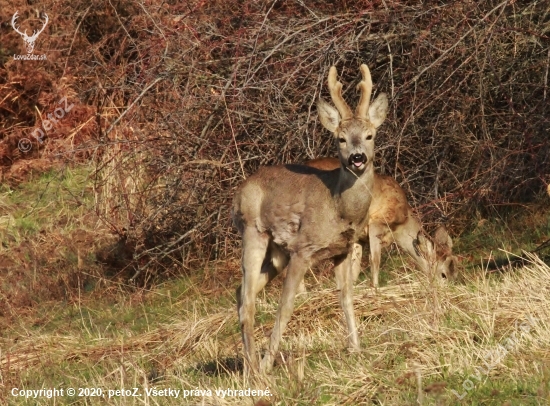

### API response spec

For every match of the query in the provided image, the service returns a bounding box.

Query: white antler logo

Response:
[11,11,49,54]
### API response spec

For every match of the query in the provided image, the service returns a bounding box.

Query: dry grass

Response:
[2,255,549,404]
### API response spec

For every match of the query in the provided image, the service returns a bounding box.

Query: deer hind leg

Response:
[255,241,288,293]
[236,226,271,373]
[333,253,360,350]
[261,253,310,372]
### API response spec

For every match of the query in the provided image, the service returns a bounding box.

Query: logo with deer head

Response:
[11,11,49,54]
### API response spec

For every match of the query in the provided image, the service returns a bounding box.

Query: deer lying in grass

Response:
[305,157,458,288]
[232,65,388,373]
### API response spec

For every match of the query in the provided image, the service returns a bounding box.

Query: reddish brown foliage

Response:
[1,0,549,277]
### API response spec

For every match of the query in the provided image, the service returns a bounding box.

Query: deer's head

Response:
[415,226,459,281]
[11,11,49,54]
[432,226,459,280]
[318,65,388,174]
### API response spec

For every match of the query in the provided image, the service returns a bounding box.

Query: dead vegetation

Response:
[1,0,549,279]
[1,254,549,404]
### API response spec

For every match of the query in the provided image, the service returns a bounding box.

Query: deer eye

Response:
[366,134,373,140]
[339,138,346,143]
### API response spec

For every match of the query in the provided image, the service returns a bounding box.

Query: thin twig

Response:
[412,0,510,82]
[62,6,91,79]
[104,77,163,138]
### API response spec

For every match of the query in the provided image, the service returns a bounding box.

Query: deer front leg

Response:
[261,254,309,372]
[334,253,360,350]
[335,243,363,290]
[369,223,386,288]
[296,277,307,294]
[351,242,363,282]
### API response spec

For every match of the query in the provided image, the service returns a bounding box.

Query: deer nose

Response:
[348,153,367,167]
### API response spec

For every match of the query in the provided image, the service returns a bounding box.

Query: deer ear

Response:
[413,232,433,258]
[317,98,340,133]
[434,226,452,249]
[368,93,388,128]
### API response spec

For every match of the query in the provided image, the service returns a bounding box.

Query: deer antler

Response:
[355,64,373,120]
[327,66,353,120]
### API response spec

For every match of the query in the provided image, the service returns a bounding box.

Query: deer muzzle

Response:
[348,153,367,170]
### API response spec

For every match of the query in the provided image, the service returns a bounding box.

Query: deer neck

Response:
[334,163,375,225]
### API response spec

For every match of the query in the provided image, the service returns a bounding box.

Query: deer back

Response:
[233,65,388,259]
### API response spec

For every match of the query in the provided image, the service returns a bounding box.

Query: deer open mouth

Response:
[348,153,367,171]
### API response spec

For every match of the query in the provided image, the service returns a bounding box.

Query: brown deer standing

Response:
[232,65,388,373]
[305,157,458,288]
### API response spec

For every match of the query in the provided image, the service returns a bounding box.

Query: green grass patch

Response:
[0,165,95,244]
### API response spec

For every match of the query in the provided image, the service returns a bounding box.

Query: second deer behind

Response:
[305,157,458,288]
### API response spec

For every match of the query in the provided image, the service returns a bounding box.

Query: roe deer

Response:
[232,65,388,373]
[305,157,458,287]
